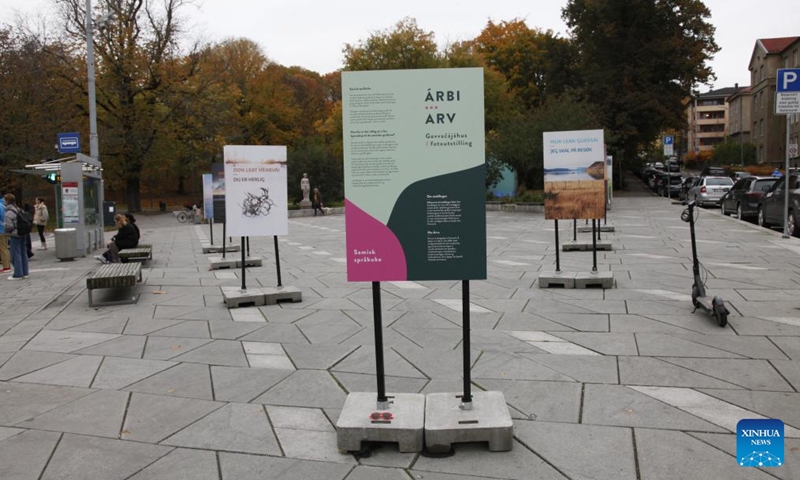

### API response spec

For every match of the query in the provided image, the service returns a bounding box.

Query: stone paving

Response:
[1,176,799,479]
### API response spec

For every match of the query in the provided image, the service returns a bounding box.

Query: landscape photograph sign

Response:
[211,163,226,223]
[342,68,486,282]
[202,173,213,220]
[543,129,606,220]
[223,145,288,237]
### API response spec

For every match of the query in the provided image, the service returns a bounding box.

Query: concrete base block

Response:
[221,287,268,308]
[424,391,513,452]
[577,225,615,233]
[209,257,238,270]
[202,244,240,254]
[262,286,302,305]
[538,271,577,288]
[236,257,263,268]
[336,392,425,453]
[574,271,614,289]
[562,241,613,251]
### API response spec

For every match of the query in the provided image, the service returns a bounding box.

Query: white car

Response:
[688,176,734,207]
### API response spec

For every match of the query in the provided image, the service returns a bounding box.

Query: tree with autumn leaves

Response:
[0,2,720,206]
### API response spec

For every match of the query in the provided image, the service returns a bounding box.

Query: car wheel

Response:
[737,203,744,220]
[758,206,770,228]
[721,202,730,216]
[789,211,798,237]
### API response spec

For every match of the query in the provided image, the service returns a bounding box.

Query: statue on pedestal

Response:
[300,173,312,209]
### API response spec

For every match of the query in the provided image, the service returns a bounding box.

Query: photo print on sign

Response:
[239,187,277,217]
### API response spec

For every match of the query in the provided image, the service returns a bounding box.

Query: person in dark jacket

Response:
[22,204,34,259]
[3,194,28,279]
[124,213,140,244]
[95,214,138,263]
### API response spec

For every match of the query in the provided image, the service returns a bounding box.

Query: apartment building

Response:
[686,87,737,153]
[748,36,799,165]
[726,85,752,145]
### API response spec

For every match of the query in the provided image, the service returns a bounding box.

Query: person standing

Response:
[0,193,9,273]
[3,194,29,280]
[22,204,34,259]
[312,188,324,216]
[33,197,49,250]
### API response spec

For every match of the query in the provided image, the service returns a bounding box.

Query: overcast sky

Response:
[1,0,798,92]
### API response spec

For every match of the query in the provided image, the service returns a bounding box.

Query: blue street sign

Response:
[57,132,81,154]
[777,69,800,92]
[664,136,674,145]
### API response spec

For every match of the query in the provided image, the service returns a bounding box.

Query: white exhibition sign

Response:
[223,145,288,237]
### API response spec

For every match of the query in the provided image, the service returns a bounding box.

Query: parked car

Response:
[655,172,683,197]
[732,171,750,181]
[757,174,800,236]
[687,176,734,207]
[721,176,777,220]
[679,176,698,202]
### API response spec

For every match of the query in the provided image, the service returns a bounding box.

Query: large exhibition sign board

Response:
[543,129,606,220]
[202,173,214,220]
[343,68,486,282]
[223,145,288,237]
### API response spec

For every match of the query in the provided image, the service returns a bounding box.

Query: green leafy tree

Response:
[563,0,719,171]
[489,91,599,190]
[343,17,442,70]
[714,139,757,166]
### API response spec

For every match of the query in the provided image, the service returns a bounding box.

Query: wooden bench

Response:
[119,244,153,263]
[86,263,142,307]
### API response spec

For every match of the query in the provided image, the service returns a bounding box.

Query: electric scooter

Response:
[681,201,729,327]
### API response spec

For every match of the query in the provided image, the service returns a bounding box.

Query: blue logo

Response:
[737,419,784,467]
[57,132,81,153]
[664,135,674,145]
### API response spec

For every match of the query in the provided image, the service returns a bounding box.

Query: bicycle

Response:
[173,207,197,223]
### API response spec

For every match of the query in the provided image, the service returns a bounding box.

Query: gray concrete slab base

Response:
[237,257,263,268]
[202,244,240,254]
[209,257,239,270]
[574,271,614,289]
[577,225,615,233]
[221,287,268,309]
[538,271,577,288]
[424,391,513,453]
[336,392,425,453]
[262,286,303,305]
[562,241,613,251]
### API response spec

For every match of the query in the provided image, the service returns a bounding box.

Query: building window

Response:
[760,119,764,137]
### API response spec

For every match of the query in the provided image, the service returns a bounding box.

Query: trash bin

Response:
[159,201,167,212]
[103,201,116,225]
[55,228,78,261]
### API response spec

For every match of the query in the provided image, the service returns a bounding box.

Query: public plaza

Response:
[0,177,799,480]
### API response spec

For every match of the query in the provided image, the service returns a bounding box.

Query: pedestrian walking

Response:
[0,192,9,274]
[34,197,49,250]
[312,188,325,216]
[3,193,29,280]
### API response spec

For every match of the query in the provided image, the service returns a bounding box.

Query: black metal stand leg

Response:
[210,219,214,245]
[273,236,282,287]
[592,220,598,272]
[222,223,227,259]
[246,237,250,257]
[555,220,561,272]
[461,280,472,408]
[372,282,388,408]
[240,236,246,291]
[573,219,577,242]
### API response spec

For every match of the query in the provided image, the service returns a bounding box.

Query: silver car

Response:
[688,176,734,207]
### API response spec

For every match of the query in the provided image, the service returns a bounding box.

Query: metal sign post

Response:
[776,68,800,238]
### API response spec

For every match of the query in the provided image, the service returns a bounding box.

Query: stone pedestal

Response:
[424,391,513,452]
[538,271,577,288]
[337,392,425,453]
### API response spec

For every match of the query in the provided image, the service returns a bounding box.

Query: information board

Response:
[223,145,288,237]
[343,68,486,282]
[543,129,606,220]
[202,173,214,220]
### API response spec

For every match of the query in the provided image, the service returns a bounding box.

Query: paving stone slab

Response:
[697,389,800,432]
[471,351,575,382]
[152,320,211,339]
[15,355,103,387]
[121,393,223,443]
[0,350,75,381]
[663,357,794,391]
[331,372,428,395]
[211,365,292,403]
[92,357,177,390]
[143,336,212,360]
[21,390,128,437]
[208,320,264,339]
[65,316,129,334]
[163,403,281,455]
[635,428,775,480]
[23,330,119,353]
[634,333,745,358]
[0,382,93,425]
[0,426,24,442]
[688,432,800,480]
[252,370,347,409]
[770,359,800,391]
[519,353,619,384]
[41,433,172,480]
[76,335,147,358]
[343,466,411,480]
[126,362,214,400]
[171,339,249,367]
[618,356,742,389]
[219,452,352,480]
[127,448,219,480]
[513,420,635,480]
[0,429,61,480]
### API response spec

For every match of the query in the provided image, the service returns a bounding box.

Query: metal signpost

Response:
[663,135,674,157]
[776,69,800,238]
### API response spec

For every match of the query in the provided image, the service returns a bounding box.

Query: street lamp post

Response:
[85,0,99,160]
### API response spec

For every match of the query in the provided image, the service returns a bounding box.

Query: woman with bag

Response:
[33,197,49,250]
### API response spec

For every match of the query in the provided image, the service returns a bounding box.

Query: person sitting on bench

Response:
[95,214,138,264]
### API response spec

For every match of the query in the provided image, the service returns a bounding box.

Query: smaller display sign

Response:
[202,173,214,220]
[61,182,80,224]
